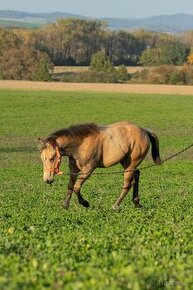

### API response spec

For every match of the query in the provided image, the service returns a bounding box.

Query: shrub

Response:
[169,71,185,85]
[148,66,175,84]
[116,65,129,82]
[61,71,118,83]
[90,51,115,73]
[187,53,193,65]
[181,65,193,85]
[129,65,193,85]
[131,69,149,83]
[139,48,162,66]
[33,58,51,81]
[0,46,52,80]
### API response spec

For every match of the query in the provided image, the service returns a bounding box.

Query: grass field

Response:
[0,19,41,29]
[1,89,193,289]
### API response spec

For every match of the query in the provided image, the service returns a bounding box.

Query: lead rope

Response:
[60,142,193,177]
[159,142,193,165]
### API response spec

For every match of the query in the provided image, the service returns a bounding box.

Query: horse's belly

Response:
[102,158,123,168]
[101,147,126,167]
[100,133,130,167]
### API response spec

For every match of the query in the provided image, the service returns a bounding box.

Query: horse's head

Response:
[38,138,63,184]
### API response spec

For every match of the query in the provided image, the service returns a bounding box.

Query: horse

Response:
[39,121,161,209]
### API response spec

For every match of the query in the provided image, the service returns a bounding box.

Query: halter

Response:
[44,146,64,175]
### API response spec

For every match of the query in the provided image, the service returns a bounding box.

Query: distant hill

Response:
[0,10,85,23]
[104,14,193,33]
[1,10,193,32]
[0,10,86,28]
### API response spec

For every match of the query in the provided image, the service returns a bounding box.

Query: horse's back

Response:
[100,122,150,167]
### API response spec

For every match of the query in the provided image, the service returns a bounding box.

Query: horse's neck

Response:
[56,136,76,156]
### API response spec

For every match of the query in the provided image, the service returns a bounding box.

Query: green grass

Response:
[1,90,193,289]
[0,19,41,29]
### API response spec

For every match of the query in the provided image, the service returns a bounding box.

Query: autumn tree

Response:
[103,30,143,65]
[32,19,105,65]
[0,46,52,80]
[132,29,159,49]
[187,52,193,64]
[180,31,193,48]
[0,28,21,55]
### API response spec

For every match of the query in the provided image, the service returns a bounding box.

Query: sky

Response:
[1,0,193,19]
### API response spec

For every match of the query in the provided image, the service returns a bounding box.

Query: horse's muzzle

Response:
[43,173,54,184]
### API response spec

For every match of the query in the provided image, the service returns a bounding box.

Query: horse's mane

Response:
[46,123,100,144]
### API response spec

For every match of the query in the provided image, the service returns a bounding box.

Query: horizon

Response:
[1,9,193,20]
[1,0,193,19]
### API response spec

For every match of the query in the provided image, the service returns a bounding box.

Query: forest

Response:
[0,18,193,82]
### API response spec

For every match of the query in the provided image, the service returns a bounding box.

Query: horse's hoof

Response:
[112,204,119,210]
[63,203,69,210]
[135,203,142,208]
[80,200,89,208]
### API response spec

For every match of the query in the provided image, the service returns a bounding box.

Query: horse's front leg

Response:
[63,158,80,209]
[73,165,94,208]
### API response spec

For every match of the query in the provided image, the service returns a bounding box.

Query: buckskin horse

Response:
[39,121,161,209]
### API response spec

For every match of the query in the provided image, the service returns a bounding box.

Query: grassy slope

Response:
[1,90,193,289]
[0,19,41,29]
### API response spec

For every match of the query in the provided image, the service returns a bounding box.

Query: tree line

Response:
[0,18,193,80]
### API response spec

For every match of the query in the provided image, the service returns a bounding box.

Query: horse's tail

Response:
[145,129,161,165]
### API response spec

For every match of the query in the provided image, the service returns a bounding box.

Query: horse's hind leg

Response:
[112,169,134,209]
[132,169,142,208]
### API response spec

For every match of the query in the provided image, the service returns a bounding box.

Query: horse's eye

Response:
[50,157,55,161]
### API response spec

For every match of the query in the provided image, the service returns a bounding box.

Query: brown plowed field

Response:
[0,80,193,95]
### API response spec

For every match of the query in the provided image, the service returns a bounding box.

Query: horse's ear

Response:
[48,139,57,148]
[38,138,44,146]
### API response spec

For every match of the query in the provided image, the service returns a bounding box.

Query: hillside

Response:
[0,10,86,27]
[105,14,193,32]
[0,10,193,32]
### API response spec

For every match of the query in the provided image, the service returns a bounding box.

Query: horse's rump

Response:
[101,122,150,167]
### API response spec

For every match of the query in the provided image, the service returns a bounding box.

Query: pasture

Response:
[1,89,193,289]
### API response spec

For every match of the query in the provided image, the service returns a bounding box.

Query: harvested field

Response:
[53,66,146,74]
[0,80,193,95]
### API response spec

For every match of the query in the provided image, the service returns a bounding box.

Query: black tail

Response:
[146,130,161,165]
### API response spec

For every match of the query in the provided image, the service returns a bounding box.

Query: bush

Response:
[33,58,51,81]
[169,71,185,85]
[0,46,53,80]
[181,65,193,85]
[116,65,129,82]
[130,65,193,85]
[61,71,118,83]
[131,69,149,83]
[148,66,175,84]
[90,51,115,73]
[187,52,193,65]
[139,48,162,66]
